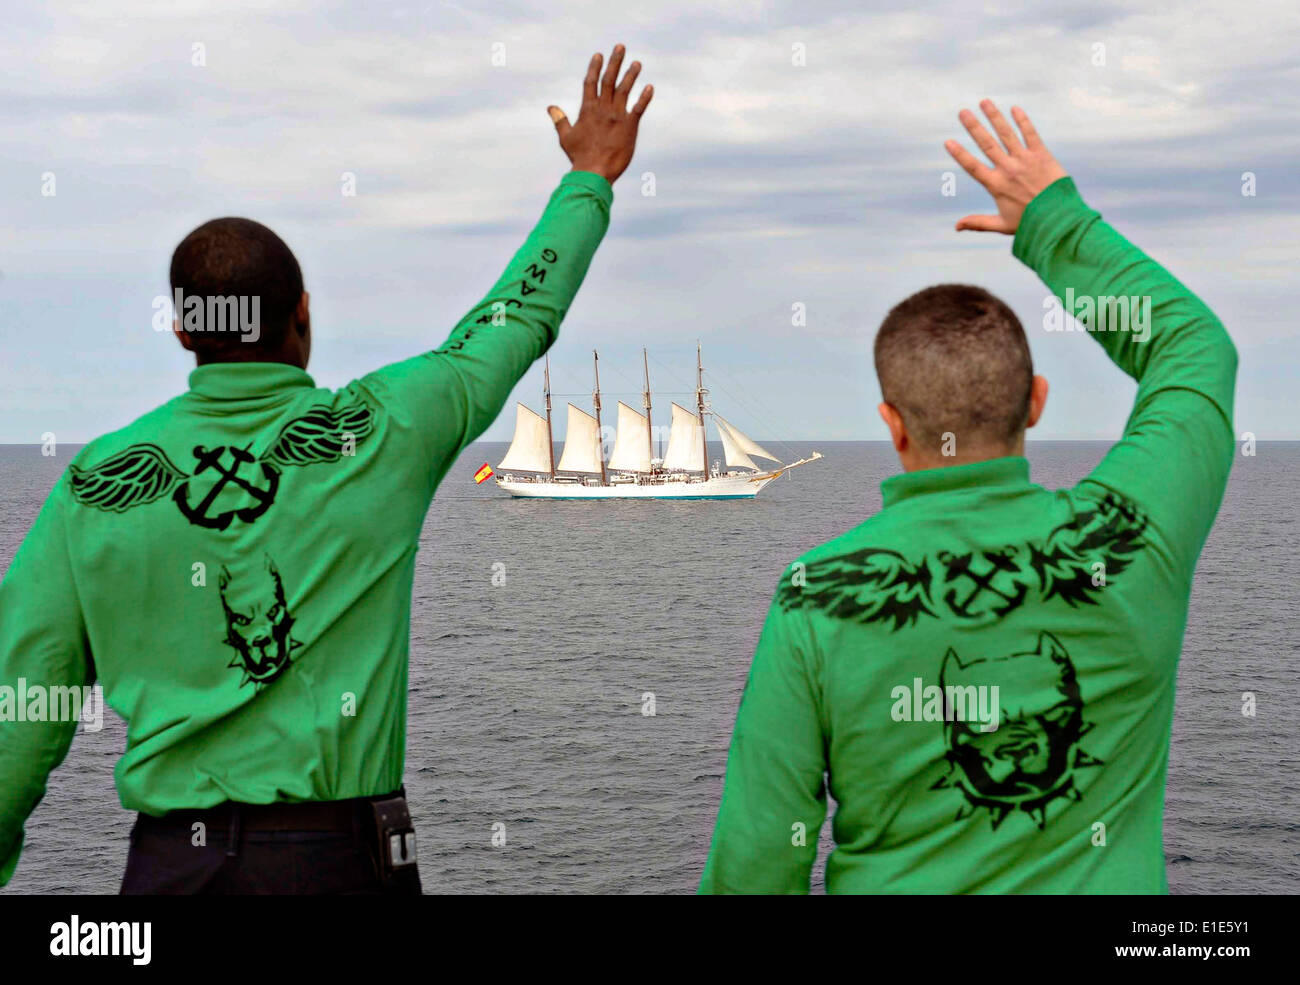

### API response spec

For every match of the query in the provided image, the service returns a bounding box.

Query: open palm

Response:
[944,100,1069,235]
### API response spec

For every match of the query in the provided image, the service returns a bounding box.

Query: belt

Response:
[137,788,405,834]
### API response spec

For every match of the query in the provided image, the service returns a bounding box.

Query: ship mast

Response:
[593,350,608,486]
[543,354,556,479]
[642,347,654,466]
[696,340,710,479]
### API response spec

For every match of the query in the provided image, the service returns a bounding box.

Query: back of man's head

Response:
[874,284,1033,459]
[170,217,303,358]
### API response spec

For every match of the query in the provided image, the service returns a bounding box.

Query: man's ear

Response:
[295,291,310,337]
[173,319,195,352]
[1025,375,1049,429]
[878,402,908,453]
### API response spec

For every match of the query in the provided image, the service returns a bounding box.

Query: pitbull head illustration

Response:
[932,631,1102,830]
[217,556,302,687]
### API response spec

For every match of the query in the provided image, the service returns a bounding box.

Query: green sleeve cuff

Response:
[1012,176,1095,267]
[560,169,615,208]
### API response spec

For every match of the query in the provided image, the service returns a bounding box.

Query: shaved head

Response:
[874,284,1034,456]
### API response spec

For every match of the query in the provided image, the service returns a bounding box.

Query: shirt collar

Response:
[880,455,1031,508]
[187,362,316,400]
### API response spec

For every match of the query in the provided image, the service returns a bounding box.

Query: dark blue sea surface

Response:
[1,440,1296,894]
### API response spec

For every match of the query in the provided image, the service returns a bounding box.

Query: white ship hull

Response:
[497,472,778,499]
[495,453,822,500]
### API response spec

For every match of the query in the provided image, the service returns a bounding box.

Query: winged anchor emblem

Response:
[68,403,375,530]
[775,492,1147,631]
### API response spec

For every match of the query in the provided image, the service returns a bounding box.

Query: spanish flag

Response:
[473,463,494,484]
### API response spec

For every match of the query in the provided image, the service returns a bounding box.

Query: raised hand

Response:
[944,100,1069,235]
[548,44,653,185]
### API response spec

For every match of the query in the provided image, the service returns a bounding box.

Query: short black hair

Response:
[169,217,303,353]
[873,284,1033,454]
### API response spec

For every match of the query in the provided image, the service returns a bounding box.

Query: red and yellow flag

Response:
[473,463,494,484]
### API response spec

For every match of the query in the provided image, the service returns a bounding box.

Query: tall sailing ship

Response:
[494,344,823,499]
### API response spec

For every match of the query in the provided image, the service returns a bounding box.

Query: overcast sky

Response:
[2,0,1297,444]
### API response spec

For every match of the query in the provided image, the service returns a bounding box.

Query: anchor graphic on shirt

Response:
[939,547,1029,620]
[67,402,376,528]
[174,445,280,530]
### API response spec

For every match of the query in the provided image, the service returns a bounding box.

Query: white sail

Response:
[608,401,651,472]
[714,419,758,471]
[662,402,705,472]
[556,403,603,474]
[712,413,779,463]
[497,403,553,473]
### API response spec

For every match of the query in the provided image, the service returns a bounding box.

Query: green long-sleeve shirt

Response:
[0,170,613,886]
[699,177,1238,894]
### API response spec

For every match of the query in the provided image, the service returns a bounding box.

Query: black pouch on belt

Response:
[368,795,417,888]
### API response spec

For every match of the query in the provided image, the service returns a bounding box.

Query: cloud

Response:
[2,0,1298,441]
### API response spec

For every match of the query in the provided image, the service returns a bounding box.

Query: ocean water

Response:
[1,440,1297,895]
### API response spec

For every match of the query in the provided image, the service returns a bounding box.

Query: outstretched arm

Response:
[354,45,653,492]
[945,102,1237,567]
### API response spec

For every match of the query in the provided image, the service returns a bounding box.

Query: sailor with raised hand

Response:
[0,45,651,894]
[700,101,1237,894]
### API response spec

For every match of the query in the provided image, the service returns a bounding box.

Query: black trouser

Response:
[120,791,422,895]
